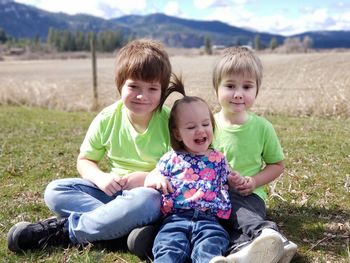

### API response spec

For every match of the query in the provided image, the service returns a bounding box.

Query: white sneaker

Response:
[278,240,297,263]
[225,228,284,263]
[209,256,230,263]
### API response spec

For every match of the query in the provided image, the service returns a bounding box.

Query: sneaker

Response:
[209,256,231,263]
[7,217,70,253]
[278,240,297,263]
[127,224,160,261]
[225,228,284,263]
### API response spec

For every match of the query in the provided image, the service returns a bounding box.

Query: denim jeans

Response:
[153,210,229,263]
[44,178,162,244]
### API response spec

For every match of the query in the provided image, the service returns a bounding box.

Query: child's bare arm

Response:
[144,169,173,195]
[122,172,149,190]
[228,171,246,188]
[236,160,284,196]
[77,153,126,196]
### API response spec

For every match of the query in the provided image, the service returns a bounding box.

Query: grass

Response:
[0,105,349,262]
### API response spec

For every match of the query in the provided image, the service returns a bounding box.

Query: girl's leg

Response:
[191,219,229,263]
[152,215,191,263]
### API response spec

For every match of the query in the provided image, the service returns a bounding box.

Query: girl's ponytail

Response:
[159,73,186,110]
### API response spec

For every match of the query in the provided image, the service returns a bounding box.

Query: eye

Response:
[203,123,210,127]
[243,85,253,90]
[226,84,235,89]
[149,87,160,91]
[186,126,195,130]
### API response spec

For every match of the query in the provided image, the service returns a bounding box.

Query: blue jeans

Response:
[44,178,162,244]
[153,210,229,263]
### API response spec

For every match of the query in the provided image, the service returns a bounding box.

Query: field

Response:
[1,51,350,117]
[0,51,349,262]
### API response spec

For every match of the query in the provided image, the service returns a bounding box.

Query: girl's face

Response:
[217,73,257,115]
[173,101,213,155]
[121,78,161,117]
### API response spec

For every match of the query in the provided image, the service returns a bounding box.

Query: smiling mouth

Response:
[194,137,207,144]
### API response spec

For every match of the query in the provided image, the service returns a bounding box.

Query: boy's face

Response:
[173,101,213,155]
[121,78,161,117]
[217,73,257,115]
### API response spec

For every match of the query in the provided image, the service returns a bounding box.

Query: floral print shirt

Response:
[156,149,232,219]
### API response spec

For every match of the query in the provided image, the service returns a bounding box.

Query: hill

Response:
[0,0,349,48]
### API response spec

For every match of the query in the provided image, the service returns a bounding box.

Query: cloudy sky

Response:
[14,0,350,36]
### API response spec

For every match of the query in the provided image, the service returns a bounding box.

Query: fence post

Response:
[91,33,98,111]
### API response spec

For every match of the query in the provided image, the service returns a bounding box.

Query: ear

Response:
[173,128,182,142]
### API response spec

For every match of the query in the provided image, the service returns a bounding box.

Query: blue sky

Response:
[15,0,350,36]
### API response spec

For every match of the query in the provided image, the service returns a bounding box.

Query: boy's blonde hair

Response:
[212,46,263,96]
[115,39,180,110]
[168,75,215,151]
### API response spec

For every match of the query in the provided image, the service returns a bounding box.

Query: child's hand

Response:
[144,170,173,195]
[236,177,256,196]
[228,171,246,188]
[96,173,126,196]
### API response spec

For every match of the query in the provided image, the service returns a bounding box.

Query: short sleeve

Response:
[79,113,106,161]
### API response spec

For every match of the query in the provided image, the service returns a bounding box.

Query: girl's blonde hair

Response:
[115,39,184,110]
[212,46,263,96]
[168,74,215,151]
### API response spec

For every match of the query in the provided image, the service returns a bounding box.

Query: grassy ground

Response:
[0,105,349,262]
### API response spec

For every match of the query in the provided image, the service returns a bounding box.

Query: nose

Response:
[136,93,143,99]
[233,90,243,100]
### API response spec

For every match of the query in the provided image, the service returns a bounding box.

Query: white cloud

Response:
[164,1,181,17]
[15,0,147,18]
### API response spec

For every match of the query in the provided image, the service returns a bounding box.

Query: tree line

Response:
[0,27,127,52]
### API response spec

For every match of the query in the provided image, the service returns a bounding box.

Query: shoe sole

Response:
[7,222,31,253]
[279,242,297,263]
[226,233,284,263]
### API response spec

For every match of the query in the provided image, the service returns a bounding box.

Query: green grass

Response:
[1,106,349,262]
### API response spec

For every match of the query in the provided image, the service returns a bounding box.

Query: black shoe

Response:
[127,224,160,261]
[7,217,70,253]
[93,235,128,252]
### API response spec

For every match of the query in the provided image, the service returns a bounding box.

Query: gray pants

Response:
[223,189,279,254]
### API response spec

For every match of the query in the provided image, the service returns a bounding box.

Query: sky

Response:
[14,0,350,36]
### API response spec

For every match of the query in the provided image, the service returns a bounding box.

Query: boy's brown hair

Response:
[115,39,183,110]
[212,46,263,96]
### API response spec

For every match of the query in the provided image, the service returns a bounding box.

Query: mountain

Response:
[1,0,349,49]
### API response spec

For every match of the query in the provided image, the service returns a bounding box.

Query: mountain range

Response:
[1,0,350,49]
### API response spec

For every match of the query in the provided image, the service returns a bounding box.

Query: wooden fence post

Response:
[91,33,98,111]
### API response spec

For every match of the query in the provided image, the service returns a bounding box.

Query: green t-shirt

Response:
[213,112,284,201]
[80,100,171,176]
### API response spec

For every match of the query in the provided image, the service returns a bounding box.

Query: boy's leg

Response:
[226,190,296,263]
[44,178,116,217]
[8,178,162,252]
[152,214,191,262]
[227,190,278,252]
[191,217,230,263]
[67,186,162,244]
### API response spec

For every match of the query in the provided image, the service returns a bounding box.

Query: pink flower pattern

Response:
[157,149,231,219]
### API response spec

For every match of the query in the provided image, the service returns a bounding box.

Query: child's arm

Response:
[122,172,149,190]
[77,153,126,196]
[236,160,285,196]
[144,169,173,195]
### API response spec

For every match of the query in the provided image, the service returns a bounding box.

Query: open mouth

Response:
[194,137,207,144]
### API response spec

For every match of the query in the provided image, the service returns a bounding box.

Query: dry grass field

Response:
[0,51,349,117]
